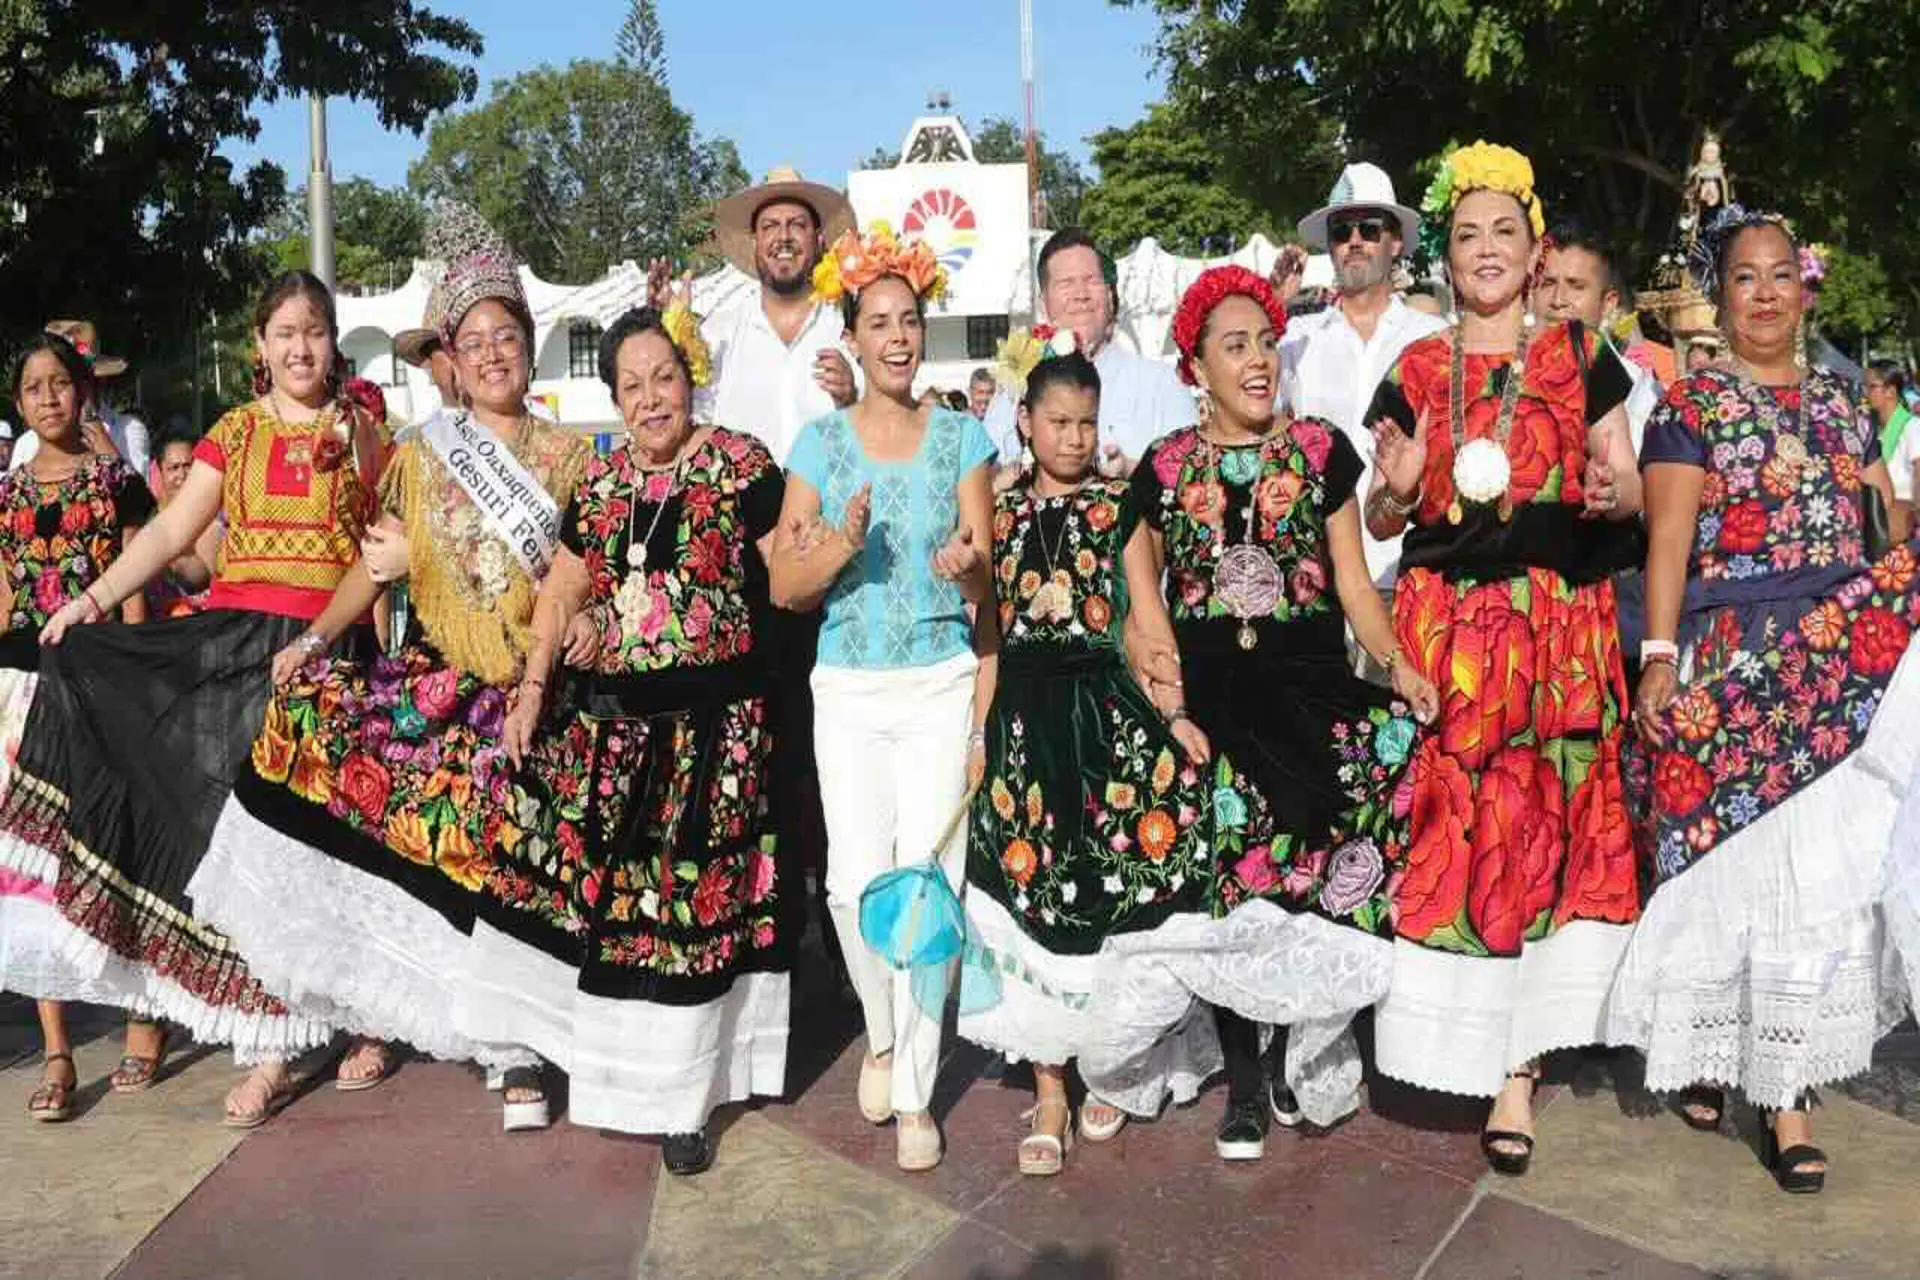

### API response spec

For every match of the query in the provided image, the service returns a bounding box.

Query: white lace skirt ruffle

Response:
[1610,644,1920,1109]
[1078,900,1392,1127]
[191,797,529,1070]
[1375,920,1633,1097]
[956,891,1106,1069]
[456,919,788,1135]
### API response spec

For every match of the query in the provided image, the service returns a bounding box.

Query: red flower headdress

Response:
[1170,266,1288,386]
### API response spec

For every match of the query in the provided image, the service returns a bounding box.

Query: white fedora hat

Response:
[1296,163,1421,252]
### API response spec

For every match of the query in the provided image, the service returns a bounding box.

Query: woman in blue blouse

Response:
[769,229,995,1172]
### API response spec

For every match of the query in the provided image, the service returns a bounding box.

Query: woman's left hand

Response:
[1170,717,1212,764]
[1391,657,1441,725]
[503,689,543,769]
[361,527,410,584]
[1582,456,1619,517]
[932,527,986,584]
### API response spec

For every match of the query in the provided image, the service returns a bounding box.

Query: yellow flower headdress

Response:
[990,324,1079,400]
[1418,141,1547,260]
[811,220,950,307]
[660,301,712,388]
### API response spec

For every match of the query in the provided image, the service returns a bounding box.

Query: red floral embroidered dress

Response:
[1367,322,1644,1096]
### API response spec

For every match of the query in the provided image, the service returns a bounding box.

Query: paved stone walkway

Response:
[3,973,1916,1280]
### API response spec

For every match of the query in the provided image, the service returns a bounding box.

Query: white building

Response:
[338,112,1323,439]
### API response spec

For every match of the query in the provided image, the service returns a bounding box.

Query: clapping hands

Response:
[931,526,985,583]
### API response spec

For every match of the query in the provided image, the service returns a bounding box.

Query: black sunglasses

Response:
[1328,216,1392,245]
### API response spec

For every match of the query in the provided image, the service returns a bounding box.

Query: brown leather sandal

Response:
[110,1023,171,1094]
[29,1052,76,1123]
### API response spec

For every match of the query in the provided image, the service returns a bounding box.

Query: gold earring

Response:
[1794,315,1809,371]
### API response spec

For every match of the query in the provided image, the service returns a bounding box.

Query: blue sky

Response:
[228,1,1167,189]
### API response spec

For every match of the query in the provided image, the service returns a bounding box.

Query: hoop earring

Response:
[1196,393,1215,427]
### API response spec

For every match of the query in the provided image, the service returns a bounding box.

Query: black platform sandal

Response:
[1676,1084,1725,1132]
[1764,1091,1826,1195]
[1480,1068,1538,1177]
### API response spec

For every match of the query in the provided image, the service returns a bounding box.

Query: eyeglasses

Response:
[454,327,524,360]
[1328,216,1391,245]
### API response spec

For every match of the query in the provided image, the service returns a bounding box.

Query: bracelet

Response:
[1642,653,1678,670]
[523,677,547,691]
[1167,706,1192,725]
[1380,488,1419,517]
[294,631,327,658]
[1639,639,1679,665]
[966,729,986,752]
[77,591,105,621]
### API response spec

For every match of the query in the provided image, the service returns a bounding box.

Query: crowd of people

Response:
[2,140,1917,1202]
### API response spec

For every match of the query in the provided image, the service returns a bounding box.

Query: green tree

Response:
[1119,1,1920,324]
[0,0,480,405]
[263,180,427,295]
[1816,247,1896,350]
[1079,102,1276,256]
[859,115,1091,228]
[410,1,748,283]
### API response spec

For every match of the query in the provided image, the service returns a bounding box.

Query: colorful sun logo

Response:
[902,188,978,275]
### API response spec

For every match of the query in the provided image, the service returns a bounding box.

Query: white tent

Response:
[338,237,1330,433]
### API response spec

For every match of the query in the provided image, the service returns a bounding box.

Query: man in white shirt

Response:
[985,228,1195,475]
[1276,164,1446,589]
[659,167,858,463]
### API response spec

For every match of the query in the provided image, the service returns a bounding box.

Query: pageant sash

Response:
[418,409,562,579]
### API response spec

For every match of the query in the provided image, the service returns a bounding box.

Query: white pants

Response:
[813,652,977,1114]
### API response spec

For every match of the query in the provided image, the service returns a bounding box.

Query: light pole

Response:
[307,95,335,291]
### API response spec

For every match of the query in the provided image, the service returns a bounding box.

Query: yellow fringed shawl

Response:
[378,420,592,686]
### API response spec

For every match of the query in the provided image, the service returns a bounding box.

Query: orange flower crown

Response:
[811,220,949,307]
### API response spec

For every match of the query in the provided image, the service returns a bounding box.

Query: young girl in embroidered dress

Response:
[0,332,156,1122]
[957,343,1220,1174]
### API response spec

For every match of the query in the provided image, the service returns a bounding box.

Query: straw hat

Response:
[710,167,856,277]
[43,319,128,378]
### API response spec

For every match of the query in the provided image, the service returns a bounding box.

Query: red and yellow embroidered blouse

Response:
[192,399,375,620]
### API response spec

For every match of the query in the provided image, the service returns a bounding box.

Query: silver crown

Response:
[423,200,528,337]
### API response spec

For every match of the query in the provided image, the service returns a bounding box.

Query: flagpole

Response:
[307,95,336,291]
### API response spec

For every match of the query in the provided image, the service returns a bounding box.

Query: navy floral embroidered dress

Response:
[1615,365,1920,1106]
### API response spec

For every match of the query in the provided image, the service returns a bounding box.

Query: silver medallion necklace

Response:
[1202,429,1284,651]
